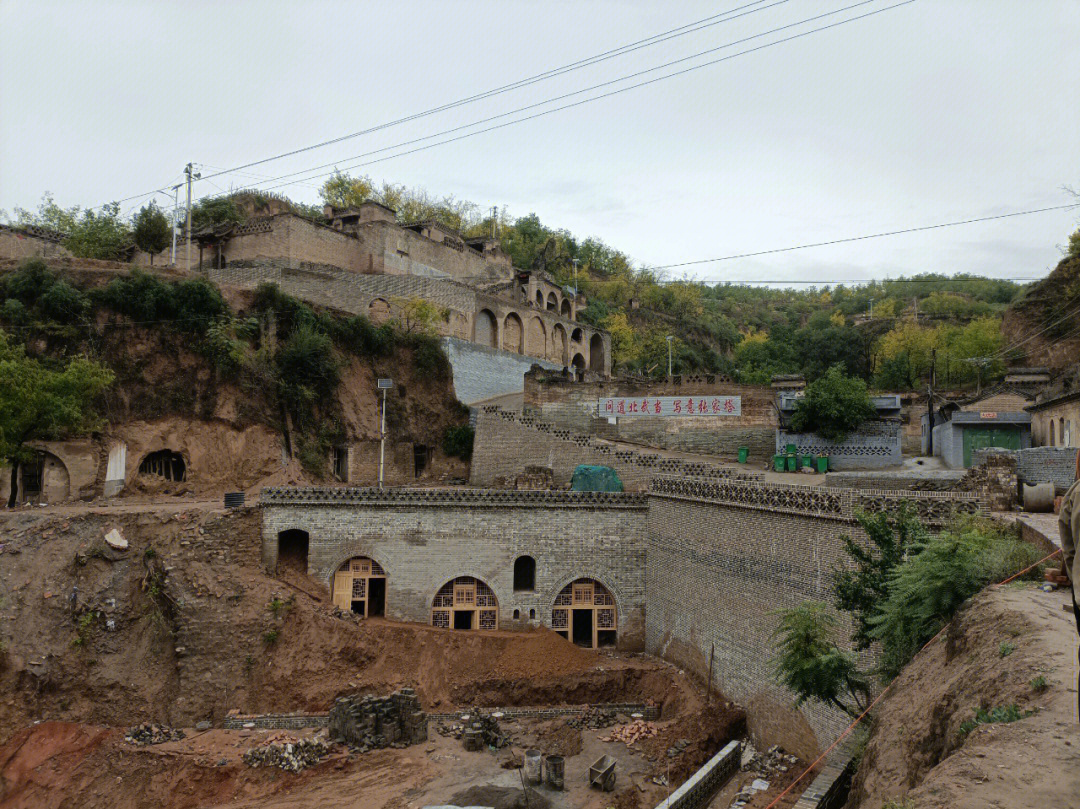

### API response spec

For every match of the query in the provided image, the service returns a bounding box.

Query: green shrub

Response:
[39,280,89,323]
[869,523,1042,680]
[262,628,280,645]
[276,325,339,423]
[999,642,1016,658]
[1030,675,1047,693]
[409,333,449,380]
[3,258,55,305]
[957,704,1034,736]
[788,364,876,441]
[443,424,474,461]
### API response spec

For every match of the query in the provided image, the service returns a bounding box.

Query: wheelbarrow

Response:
[588,754,617,792]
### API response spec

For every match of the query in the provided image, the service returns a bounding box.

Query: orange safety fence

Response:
[763,547,1063,809]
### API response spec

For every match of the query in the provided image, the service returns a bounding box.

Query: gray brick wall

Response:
[776,422,902,470]
[441,337,561,404]
[982,446,1079,493]
[470,407,763,490]
[260,488,648,649]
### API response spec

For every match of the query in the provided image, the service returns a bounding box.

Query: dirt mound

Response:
[848,585,1080,809]
[534,719,583,757]
[448,785,550,809]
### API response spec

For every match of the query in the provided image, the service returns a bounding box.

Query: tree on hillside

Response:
[771,602,871,719]
[788,364,876,441]
[320,170,376,210]
[0,331,114,506]
[189,197,244,233]
[11,195,131,260]
[132,202,172,264]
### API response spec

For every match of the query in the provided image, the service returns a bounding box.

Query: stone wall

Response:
[776,422,902,470]
[974,446,1078,494]
[469,407,764,491]
[442,338,561,404]
[523,371,777,460]
[0,224,73,261]
[260,487,649,649]
[644,476,982,758]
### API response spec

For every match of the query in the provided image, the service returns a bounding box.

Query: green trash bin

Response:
[737,446,749,464]
[802,454,814,471]
[816,456,829,473]
[773,454,786,472]
[785,443,798,456]
[785,454,797,472]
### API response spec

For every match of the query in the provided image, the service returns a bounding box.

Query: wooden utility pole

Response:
[707,643,715,704]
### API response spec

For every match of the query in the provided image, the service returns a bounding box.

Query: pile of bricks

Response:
[958,450,1018,510]
[328,688,427,752]
[436,710,511,751]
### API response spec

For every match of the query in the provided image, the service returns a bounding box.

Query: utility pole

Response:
[184,162,200,271]
[490,205,497,240]
[170,184,180,266]
[377,378,393,488]
[913,296,918,323]
[926,348,936,457]
[868,297,874,319]
[572,258,579,290]
[666,335,674,379]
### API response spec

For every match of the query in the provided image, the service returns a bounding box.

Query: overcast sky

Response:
[2,0,1077,286]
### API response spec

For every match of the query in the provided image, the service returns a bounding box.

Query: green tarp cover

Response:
[570,465,624,492]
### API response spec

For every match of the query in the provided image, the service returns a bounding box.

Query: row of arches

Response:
[1048,417,1074,447]
[302,542,617,648]
[534,288,573,319]
[475,309,606,371]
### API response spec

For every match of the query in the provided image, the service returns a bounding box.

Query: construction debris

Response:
[741,743,799,777]
[567,707,619,730]
[329,688,428,752]
[124,723,185,746]
[104,528,128,550]
[599,719,657,746]
[435,709,511,750]
[243,738,329,772]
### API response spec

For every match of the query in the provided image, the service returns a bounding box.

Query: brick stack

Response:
[959,450,1018,511]
[328,688,428,752]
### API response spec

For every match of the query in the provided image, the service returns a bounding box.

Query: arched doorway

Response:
[432,576,498,630]
[571,353,586,379]
[561,299,572,318]
[551,324,567,365]
[476,309,498,347]
[570,327,583,343]
[528,316,546,358]
[138,450,186,481]
[503,313,524,354]
[10,450,70,505]
[332,556,387,617]
[547,292,558,311]
[590,333,605,373]
[552,578,616,648]
[277,529,309,574]
[535,290,544,307]
[369,298,392,325]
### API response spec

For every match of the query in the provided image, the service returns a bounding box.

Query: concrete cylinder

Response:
[545,755,564,790]
[524,749,542,784]
[1023,482,1055,512]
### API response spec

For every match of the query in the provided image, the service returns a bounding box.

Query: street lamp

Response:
[666,335,674,378]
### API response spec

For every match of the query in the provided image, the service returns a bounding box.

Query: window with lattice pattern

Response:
[552,608,568,629]
[432,610,450,628]
[351,578,366,599]
[478,609,497,630]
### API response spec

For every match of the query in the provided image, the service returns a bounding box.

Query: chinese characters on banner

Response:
[600,396,742,417]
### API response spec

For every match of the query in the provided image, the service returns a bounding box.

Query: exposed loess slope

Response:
[847,585,1080,809]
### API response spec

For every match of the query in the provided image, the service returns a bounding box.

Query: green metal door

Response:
[962,427,1021,467]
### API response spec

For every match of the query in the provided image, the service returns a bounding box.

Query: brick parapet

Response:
[260,486,648,508]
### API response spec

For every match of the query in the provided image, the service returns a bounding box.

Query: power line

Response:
[651,204,1080,269]
[216,0,915,196]
[198,0,792,183]
[90,1,789,207]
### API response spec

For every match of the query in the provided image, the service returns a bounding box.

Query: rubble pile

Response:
[665,737,692,758]
[328,688,428,753]
[436,710,511,751]
[567,707,618,730]
[243,739,329,772]
[726,744,801,808]
[599,719,657,746]
[123,723,185,746]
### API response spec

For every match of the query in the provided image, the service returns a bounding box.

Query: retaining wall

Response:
[470,407,763,490]
[652,740,741,809]
[644,476,981,759]
[441,338,560,404]
[978,446,1080,494]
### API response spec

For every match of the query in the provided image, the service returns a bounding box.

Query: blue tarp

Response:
[570,465,624,492]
